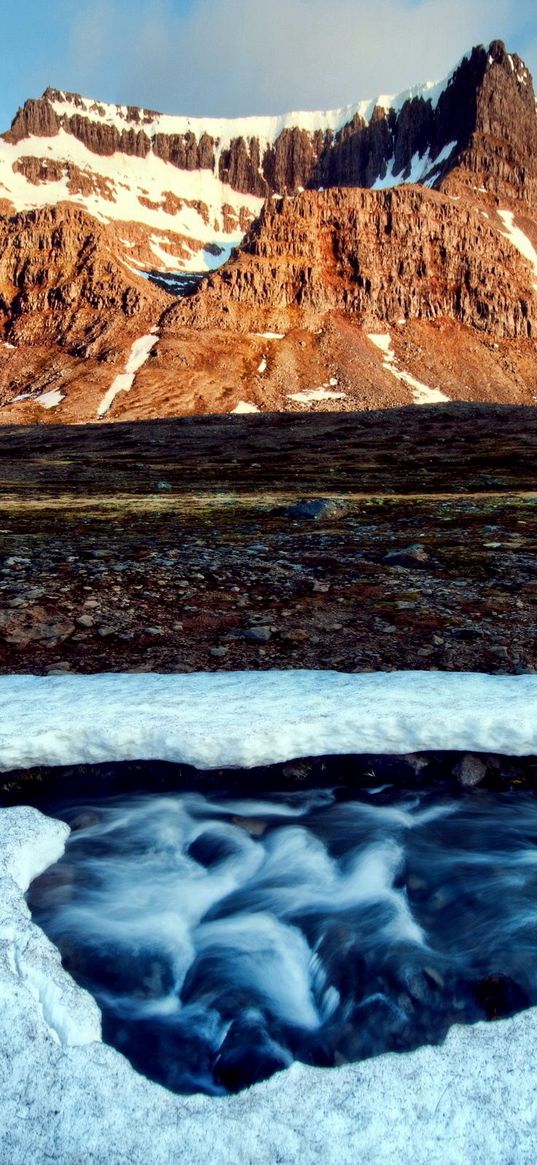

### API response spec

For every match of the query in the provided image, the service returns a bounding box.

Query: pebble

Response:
[76,614,94,628]
[283,628,310,643]
[242,626,272,643]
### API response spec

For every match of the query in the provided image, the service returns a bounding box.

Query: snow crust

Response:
[0,671,537,774]
[2,802,537,1164]
[367,333,450,404]
[498,209,537,289]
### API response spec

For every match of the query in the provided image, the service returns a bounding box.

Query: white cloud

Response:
[53,0,537,116]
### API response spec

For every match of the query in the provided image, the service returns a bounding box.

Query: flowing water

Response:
[27,782,537,1095]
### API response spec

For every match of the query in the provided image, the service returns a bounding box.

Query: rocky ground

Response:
[0,403,535,676]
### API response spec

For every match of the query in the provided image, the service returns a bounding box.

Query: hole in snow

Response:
[25,760,537,1097]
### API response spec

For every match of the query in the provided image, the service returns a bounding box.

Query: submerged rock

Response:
[214,1014,291,1092]
[473,975,531,1020]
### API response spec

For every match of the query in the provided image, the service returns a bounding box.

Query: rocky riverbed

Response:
[0,403,535,676]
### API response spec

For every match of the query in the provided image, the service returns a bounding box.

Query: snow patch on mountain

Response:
[367,334,450,404]
[232,400,261,414]
[373,141,458,191]
[288,387,347,405]
[498,209,537,289]
[97,332,158,418]
[0,130,261,274]
[37,389,65,409]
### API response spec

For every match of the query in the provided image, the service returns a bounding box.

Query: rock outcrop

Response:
[170,186,537,340]
[0,203,166,353]
[439,41,537,208]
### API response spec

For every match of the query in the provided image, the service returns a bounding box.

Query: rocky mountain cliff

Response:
[1,39,537,422]
[171,186,537,339]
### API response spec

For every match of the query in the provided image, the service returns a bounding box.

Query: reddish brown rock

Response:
[0,203,167,353]
[170,186,537,340]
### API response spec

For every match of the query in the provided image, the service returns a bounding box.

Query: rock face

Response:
[171,186,537,339]
[440,42,537,207]
[0,204,166,353]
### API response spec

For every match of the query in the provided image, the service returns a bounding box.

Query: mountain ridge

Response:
[4,43,524,204]
[1,38,537,423]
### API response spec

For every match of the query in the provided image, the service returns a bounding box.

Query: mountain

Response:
[1,39,537,422]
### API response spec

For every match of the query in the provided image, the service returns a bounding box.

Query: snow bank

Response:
[2,803,537,1163]
[1,671,537,774]
[0,807,102,1049]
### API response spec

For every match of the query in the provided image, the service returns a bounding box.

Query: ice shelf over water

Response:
[1,670,537,773]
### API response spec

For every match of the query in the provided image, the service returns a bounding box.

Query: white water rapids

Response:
[28,780,537,1096]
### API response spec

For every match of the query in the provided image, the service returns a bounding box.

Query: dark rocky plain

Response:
[0,402,535,677]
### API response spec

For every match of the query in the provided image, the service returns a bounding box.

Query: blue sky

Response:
[1,0,537,128]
